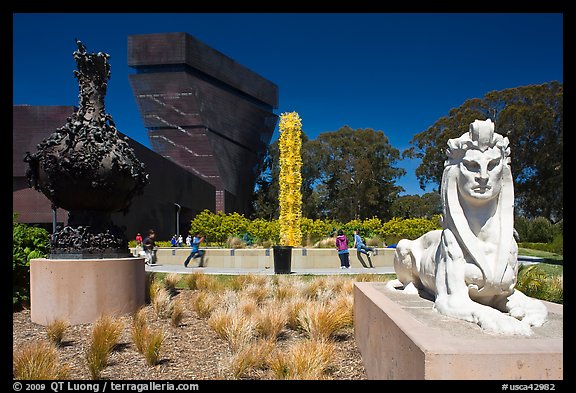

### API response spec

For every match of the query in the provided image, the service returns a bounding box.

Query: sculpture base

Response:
[354,282,563,380]
[30,257,146,326]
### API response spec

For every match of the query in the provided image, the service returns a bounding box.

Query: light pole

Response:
[174,203,181,236]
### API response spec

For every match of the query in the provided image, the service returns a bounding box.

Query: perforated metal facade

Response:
[128,32,279,214]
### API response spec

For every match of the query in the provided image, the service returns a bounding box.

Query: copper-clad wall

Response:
[13,105,72,225]
[13,105,216,239]
[128,32,279,214]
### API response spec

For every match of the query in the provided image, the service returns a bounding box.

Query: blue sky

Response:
[13,13,563,196]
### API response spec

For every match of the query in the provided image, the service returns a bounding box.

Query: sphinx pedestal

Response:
[30,257,146,326]
[354,282,563,380]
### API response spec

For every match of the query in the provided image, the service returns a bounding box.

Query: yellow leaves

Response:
[278,112,303,247]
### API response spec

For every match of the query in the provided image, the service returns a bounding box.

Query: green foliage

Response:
[378,215,442,243]
[252,126,406,222]
[247,218,279,245]
[404,82,563,222]
[301,218,338,246]
[190,210,249,245]
[515,216,562,254]
[516,264,563,304]
[188,211,451,248]
[13,213,50,309]
[390,192,442,219]
[527,217,554,243]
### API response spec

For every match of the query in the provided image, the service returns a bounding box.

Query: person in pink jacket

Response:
[335,230,350,269]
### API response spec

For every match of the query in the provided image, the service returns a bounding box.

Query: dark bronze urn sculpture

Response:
[25,40,148,258]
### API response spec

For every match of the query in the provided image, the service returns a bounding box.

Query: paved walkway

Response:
[145,263,395,275]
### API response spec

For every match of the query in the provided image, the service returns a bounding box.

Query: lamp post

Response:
[175,203,181,236]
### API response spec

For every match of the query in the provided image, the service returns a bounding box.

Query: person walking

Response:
[142,229,157,265]
[353,229,375,268]
[185,234,192,247]
[335,229,350,269]
[184,232,206,267]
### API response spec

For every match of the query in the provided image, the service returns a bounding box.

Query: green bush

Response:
[13,213,50,309]
[377,215,442,243]
[528,217,554,243]
[516,264,563,304]
[301,218,338,246]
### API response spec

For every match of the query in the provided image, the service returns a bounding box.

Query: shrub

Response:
[151,286,172,320]
[516,264,563,304]
[378,216,442,242]
[13,213,50,309]
[528,217,554,243]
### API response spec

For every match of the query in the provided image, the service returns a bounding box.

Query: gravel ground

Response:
[13,288,368,380]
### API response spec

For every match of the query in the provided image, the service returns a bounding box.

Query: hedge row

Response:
[186,210,443,247]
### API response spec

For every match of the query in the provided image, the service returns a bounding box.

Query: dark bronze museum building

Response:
[13,32,279,239]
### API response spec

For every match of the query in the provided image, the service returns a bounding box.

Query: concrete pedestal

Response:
[30,257,146,326]
[354,282,563,380]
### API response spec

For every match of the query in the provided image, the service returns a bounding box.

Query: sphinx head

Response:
[445,119,511,204]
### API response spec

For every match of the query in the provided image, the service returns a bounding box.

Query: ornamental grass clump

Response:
[13,341,70,380]
[268,339,335,380]
[278,111,303,247]
[46,318,69,347]
[297,301,352,342]
[86,314,124,379]
[190,291,219,319]
[131,308,148,354]
[163,273,181,296]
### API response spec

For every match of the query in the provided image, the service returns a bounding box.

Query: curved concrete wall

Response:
[131,247,396,269]
[30,258,146,326]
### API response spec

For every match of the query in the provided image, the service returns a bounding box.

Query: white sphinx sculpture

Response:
[389,119,548,335]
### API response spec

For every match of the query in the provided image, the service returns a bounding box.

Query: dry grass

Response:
[13,341,70,380]
[190,291,219,319]
[254,302,288,340]
[269,339,335,379]
[208,308,255,353]
[86,315,124,379]
[222,339,275,379]
[163,273,181,295]
[244,283,270,304]
[46,318,69,347]
[143,328,167,366]
[151,286,172,320]
[226,236,246,249]
[14,274,378,380]
[315,237,336,248]
[183,272,203,290]
[131,308,148,354]
[195,273,224,292]
[286,297,308,331]
[170,298,186,327]
[237,296,259,317]
[297,301,352,342]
